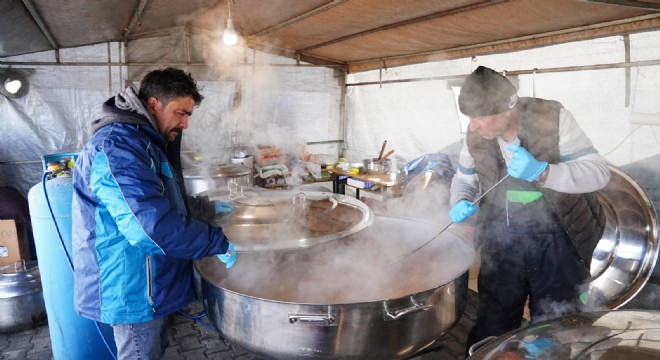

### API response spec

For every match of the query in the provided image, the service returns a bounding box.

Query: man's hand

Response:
[217,242,237,269]
[214,200,235,215]
[507,144,548,182]
[449,199,478,223]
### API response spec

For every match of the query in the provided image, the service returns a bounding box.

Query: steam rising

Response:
[197,215,474,304]
[181,28,338,171]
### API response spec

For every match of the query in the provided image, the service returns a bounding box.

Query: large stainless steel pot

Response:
[590,166,659,308]
[195,215,475,359]
[0,260,47,332]
[468,309,660,359]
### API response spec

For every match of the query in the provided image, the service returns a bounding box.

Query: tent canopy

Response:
[2,0,660,72]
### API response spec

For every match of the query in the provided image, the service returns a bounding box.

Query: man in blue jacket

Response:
[72,68,236,359]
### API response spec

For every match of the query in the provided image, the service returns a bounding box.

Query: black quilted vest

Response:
[466,97,605,265]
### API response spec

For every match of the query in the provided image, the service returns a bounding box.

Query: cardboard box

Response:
[0,220,30,267]
[255,145,286,167]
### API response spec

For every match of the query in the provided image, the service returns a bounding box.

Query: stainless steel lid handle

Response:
[468,336,497,356]
[293,192,307,212]
[227,178,243,199]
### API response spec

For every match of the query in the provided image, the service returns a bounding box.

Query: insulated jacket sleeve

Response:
[187,195,215,222]
[89,135,228,259]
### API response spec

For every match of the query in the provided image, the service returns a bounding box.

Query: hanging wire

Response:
[602,125,643,157]
[602,67,660,158]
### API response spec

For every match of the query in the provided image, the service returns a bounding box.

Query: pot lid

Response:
[197,188,373,252]
[589,166,659,309]
[468,310,660,359]
[183,163,251,179]
[0,260,42,298]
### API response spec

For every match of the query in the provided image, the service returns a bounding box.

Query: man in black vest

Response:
[448,66,611,355]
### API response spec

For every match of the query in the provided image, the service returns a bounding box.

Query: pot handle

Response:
[288,314,335,326]
[383,296,433,320]
[468,336,497,356]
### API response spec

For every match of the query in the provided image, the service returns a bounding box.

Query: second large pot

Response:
[196,215,474,359]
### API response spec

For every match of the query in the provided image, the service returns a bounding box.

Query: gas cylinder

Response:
[28,153,116,359]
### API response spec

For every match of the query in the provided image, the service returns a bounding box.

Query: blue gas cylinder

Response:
[28,158,116,359]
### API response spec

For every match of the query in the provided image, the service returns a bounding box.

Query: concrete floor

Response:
[0,290,478,360]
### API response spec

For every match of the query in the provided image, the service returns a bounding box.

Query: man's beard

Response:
[168,128,183,141]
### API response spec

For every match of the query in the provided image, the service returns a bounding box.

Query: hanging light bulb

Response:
[223,1,238,46]
[4,78,22,94]
[0,69,29,98]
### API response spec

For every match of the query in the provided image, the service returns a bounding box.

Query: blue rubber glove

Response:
[506,144,548,182]
[523,336,557,359]
[214,200,235,214]
[217,242,237,269]
[449,199,478,223]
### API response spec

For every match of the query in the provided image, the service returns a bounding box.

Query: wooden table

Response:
[328,168,403,199]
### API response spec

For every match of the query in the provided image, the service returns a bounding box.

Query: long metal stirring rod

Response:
[388,174,510,265]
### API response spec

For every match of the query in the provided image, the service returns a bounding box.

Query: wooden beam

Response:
[347,14,660,73]
[583,0,660,11]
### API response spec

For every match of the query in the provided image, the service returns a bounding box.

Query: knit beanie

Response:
[458,66,518,116]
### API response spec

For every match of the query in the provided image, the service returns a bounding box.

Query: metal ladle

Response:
[388,174,510,264]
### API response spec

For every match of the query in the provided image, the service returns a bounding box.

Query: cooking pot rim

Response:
[195,260,470,306]
[195,215,475,306]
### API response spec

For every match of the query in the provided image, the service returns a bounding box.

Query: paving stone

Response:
[24,348,53,360]
[201,336,231,353]
[172,324,199,339]
[1,348,30,360]
[7,333,33,349]
[177,334,205,351]
[163,343,183,360]
[27,335,52,353]
[180,347,208,359]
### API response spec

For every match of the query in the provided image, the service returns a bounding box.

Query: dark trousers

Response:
[465,222,590,356]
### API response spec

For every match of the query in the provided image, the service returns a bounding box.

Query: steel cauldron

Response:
[194,189,474,359]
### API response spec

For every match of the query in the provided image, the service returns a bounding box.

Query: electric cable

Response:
[176,310,216,331]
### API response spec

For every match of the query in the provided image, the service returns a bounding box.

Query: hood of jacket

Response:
[90,86,159,136]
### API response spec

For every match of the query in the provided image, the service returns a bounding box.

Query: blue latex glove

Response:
[506,144,548,182]
[449,199,478,223]
[214,200,235,214]
[523,336,557,359]
[217,242,237,269]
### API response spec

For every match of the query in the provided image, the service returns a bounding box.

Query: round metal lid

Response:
[0,260,42,298]
[197,188,373,252]
[590,166,659,309]
[183,163,251,179]
[468,310,660,359]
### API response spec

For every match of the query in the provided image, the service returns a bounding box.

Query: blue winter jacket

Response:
[72,99,228,325]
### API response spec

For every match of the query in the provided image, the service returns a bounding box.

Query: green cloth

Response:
[506,190,543,204]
